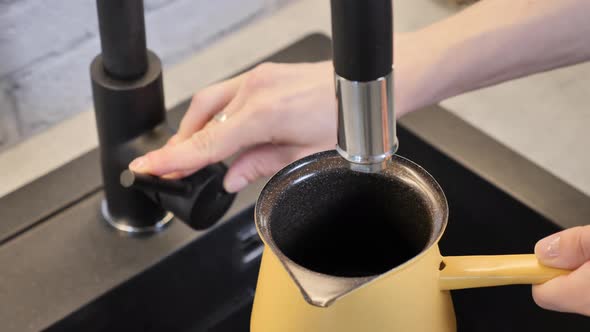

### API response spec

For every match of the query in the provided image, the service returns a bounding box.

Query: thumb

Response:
[532,261,590,316]
[224,145,301,193]
[535,225,590,270]
[532,226,590,315]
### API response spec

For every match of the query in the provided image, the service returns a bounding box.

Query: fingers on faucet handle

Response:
[120,169,193,196]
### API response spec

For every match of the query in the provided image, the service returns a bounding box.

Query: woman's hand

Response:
[128,33,423,192]
[129,61,337,193]
[533,225,590,316]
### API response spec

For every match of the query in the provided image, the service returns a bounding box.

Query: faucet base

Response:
[101,200,173,234]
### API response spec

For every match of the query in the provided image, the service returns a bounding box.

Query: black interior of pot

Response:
[268,159,435,277]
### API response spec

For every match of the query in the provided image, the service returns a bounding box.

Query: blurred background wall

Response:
[0,0,292,152]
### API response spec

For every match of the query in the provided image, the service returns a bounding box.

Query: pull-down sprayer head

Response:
[331,0,397,172]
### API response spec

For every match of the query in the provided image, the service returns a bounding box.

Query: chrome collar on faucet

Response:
[335,70,398,173]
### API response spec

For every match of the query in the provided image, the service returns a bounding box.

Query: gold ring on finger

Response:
[213,112,228,123]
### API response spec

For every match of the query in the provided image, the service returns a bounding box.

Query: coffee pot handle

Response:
[438,254,570,290]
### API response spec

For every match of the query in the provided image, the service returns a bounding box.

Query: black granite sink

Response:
[46,206,261,332]
[1,34,589,332]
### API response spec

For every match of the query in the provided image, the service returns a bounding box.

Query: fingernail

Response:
[129,156,149,173]
[224,176,248,193]
[540,235,561,258]
[162,172,183,180]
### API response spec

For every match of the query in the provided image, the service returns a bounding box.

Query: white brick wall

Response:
[0,0,292,152]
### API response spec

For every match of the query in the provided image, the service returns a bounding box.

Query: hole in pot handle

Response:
[438,254,570,290]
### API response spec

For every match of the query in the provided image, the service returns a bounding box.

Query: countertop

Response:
[1,0,589,198]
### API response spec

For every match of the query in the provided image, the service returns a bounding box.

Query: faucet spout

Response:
[335,72,397,172]
[330,0,397,172]
[96,0,148,80]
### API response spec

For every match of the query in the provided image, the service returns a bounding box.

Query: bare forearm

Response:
[399,0,590,113]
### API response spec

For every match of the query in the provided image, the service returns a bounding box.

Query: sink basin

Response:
[46,206,261,332]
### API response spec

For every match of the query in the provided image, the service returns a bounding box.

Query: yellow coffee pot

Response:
[250,151,569,332]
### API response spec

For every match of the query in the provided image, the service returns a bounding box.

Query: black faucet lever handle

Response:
[119,163,236,230]
[120,170,192,196]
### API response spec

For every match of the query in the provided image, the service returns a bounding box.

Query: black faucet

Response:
[90,0,235,233]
